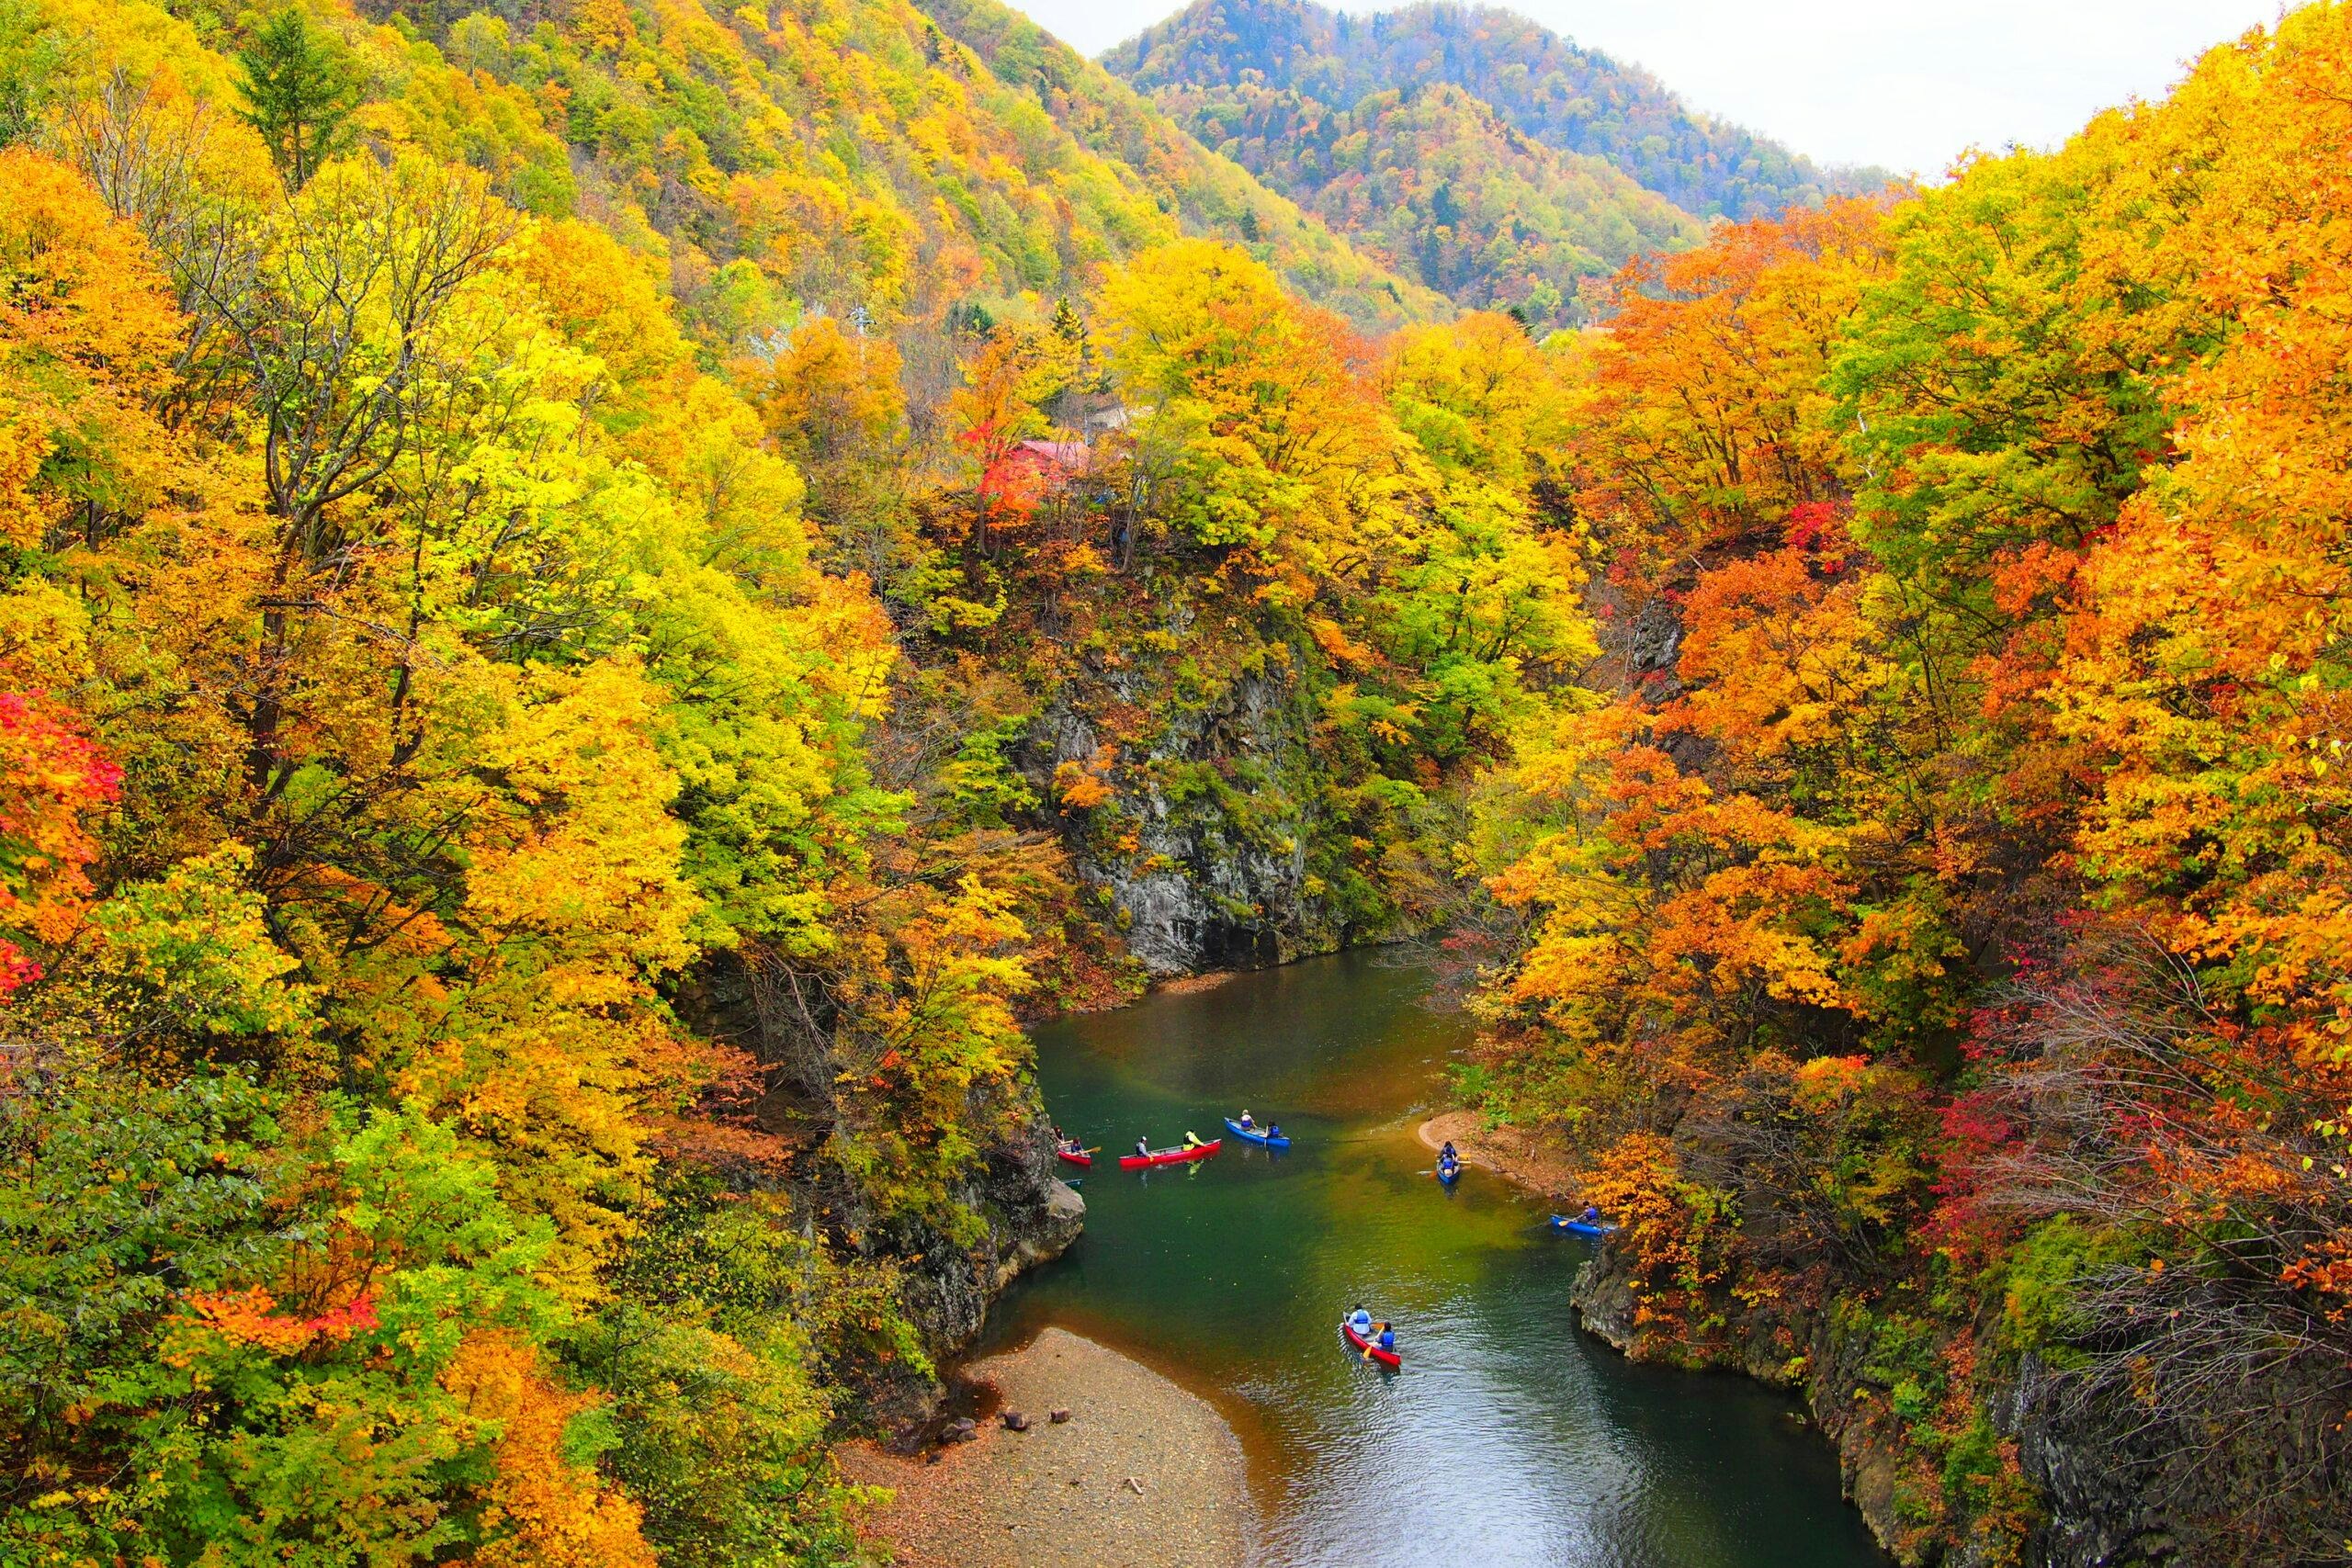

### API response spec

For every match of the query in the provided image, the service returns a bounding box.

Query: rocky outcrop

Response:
[1035,664,1346,976]
[895,1113,1086,1356]
[683,948,1086,1382]
[2006,1346,2352,1568]
[2006,1355,2183,1568]
[1572,1244,2352,1568]
[1571,1250,1944,1566]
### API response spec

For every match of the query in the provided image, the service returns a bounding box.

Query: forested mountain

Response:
[900,0,1425,323]
[1150,77,1701,327]
[0,0,1566,1556]
[322,0,1436,334]
[1105,0,1883,221]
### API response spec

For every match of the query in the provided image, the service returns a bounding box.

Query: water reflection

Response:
[983,951,1884,1568]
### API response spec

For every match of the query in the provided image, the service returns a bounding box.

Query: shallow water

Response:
[978,949,1886,1568]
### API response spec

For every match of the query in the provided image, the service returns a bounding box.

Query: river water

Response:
[978,949,1886,1567]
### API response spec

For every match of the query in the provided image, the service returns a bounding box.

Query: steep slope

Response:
[1152,77,1702,327]
[1453,6,2352,1562]
[339,0,1435,332]
[1105,0,1883,221]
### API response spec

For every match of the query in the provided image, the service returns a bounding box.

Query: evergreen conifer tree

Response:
[237,9,359,187]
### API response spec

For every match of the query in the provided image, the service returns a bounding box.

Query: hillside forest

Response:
[0,0,2348,1562]
[1102,0,1888,327]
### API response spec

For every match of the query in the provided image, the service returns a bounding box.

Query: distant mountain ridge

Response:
[908,0,1447,325]
[1103,0,1886,222]
[1153,76,1701,326]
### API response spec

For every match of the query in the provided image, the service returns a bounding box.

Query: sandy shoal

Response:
[842,1326,1250,1567]
[1418,1108,1579,1201]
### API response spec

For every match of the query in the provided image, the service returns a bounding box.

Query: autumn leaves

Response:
[1458,9,2352,1555]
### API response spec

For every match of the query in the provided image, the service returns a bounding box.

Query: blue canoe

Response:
[1550,1215,1621,1237]
[1224,1117,1290,1149]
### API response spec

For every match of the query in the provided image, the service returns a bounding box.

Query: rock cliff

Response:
[893,1113,1087,1354]
[1572,1242,2352,1567]
[1034,660,1351,976]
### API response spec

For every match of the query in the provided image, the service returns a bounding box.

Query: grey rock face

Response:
[1624,593,1684,677]
[1567,1248,1639,1351]
[1573,1242,2352,1568]
[893,1113,1086,1358]
[2010,1354,2177,1568]
[2008,1345,2352,1568]
[1039,667,1342,976]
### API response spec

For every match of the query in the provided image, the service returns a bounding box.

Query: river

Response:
[977,949,1887,1567]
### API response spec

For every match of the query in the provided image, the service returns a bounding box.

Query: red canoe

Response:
[1341,1321,1402,1368]
[1118,1139,1222,1169]
[1056,1145,1093,1168]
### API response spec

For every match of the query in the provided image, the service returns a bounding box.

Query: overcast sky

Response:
[1032,0,2290,177]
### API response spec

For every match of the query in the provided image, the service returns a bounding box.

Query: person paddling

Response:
[1136,1135,1150,1159]
[1442,1139,1458,1163]
[1348,1304,1373,1338]
[1238,1109,1255,1130]
[1183,1129,1204,1149]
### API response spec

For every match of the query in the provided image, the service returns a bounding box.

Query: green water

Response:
[979,950,1887,1567]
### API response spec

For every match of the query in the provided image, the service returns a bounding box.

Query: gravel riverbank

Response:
[842,1326,1250,1567]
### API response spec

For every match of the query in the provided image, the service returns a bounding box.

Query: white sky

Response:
[1033,0,2291,178]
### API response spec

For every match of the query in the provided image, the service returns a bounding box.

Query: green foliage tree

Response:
[235,8,359,187]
